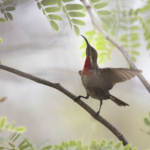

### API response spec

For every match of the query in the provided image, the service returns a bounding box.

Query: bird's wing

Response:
[98,68,141,90]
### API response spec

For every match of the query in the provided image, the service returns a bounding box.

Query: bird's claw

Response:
[74,96,80,102]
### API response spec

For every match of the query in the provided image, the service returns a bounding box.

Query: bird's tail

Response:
[110,95,129,106]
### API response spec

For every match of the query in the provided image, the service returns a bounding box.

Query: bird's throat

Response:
[82,56,92,75]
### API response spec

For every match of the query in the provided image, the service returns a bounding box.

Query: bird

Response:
[75,35,141,115]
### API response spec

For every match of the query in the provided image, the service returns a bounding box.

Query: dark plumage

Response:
[75,35,141,115]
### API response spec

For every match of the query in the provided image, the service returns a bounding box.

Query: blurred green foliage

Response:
[35,0,86,35]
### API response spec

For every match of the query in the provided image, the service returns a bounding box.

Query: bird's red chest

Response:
[82,56,93,75]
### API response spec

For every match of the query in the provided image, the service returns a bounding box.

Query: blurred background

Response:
[0,0,150,149]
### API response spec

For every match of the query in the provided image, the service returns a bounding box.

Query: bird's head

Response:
[81,35,98,75]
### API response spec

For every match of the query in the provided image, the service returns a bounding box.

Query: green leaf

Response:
[119,34,128,42]
[12,134,20,142]
[0,18,6,23]
[0,38,2,44]
[8,142,15,148]
[131,148,137,150]
[134,8,140,15]
[74,25,80,36]
[37,139,49,149]
[131,56,136,62]
[45,7,60,13]
[85,31,95,36]
[18,140,26,148]
[57,0,61,8]
[5,6,15,11]
[131,51,139,55]
[131,44,141,48]
[3,0,13,6]
[146,41,150,50]
[0,117,6,128]
[130,26,140,31]
[50,20,59,31]
[119,25,128,31]
[114,141,122,150]
[140,5,150,13]
[16,126,26,133]
[42,145,52,150]
[62,0,74,2]
[129,9,133,16]
[101,17,111,27]
[62,6,66,13]
[130,33,139,41]
[130,17,138,24]
[68,12,85,17]
[107,140,113,146]
[4,13,8,21]
[48,14,62,20]
[97,10,111,15]
[71,19,85,26]
[41,0,58,6]
[65,4,84,10]
[94,2,108,9]
[20,144,30,150]
[37,2,41,10]
[1,8,5,14]
[122,144,131,150]
[146,18,150,24]
[91,0,100,3]
[24,138,33,148]
[7,12,13,21]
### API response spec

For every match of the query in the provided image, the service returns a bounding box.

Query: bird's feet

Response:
[74,96,80,102]
[95,111,100,117]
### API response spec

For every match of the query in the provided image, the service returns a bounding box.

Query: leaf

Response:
[131,56,136,62]
[19,144,30,150]
[71,19,85,26]
[16,126,26,133]
[94,2,109,9]
[18,140,26,148]
[119,25,127,31]
[0,117,6,128]
[146,18,150,24]
[122,144,131,150]
[97,10,111,15]
[107,140,113,146]
[0,38,2,44]
[130,33,139,41]
[91,0,101,3]
[0,18,6,23]
[101,17,111,27]
[131,44,141,48]
[62,6,66,13]
[146,41,150,50]
[1,8,5,14]
[12,134,20,142]
[114,141,122,150]
[48,14,62,20]
[74,25,80,36]
[85,31,95,36]
[8,142,15,148]
[140,5,150,13]
[3,0,13,6]
[37,2,41,10]
[65,4,84,10]
[119,34,128,42]
[68,12,85,17]
[4,13,8,21]
[41,0,58,6]
[57,0,61,8]
[7,12,13,21]
[131,148,137,150]
[50,20,59,31]
[37,139,49,149]
[134,8,140,15]
[5,6,15,11]
[131,51,140,55]
[130,26,140,30]
[129,9,133,16]
[130,17,138,24]
[62,0,74,2]
[42,145,52,150]
[45,7,60,13]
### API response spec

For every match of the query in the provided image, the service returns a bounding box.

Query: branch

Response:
[0,64,129,146]
[81,0,150,93]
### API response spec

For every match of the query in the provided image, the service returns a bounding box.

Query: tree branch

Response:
[81,0,150,93]
[0,64,129,146]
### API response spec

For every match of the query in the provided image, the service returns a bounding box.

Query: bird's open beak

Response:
[81,35,90,56]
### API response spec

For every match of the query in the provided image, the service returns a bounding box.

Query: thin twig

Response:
[81,0,150,93]
[0,64,129,146]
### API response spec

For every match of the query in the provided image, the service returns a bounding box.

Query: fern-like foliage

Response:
[0,115,26,133]
[142,111,150,136]
[35,0,86,35]
[80,0,150,64]
[0,0,16,22]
